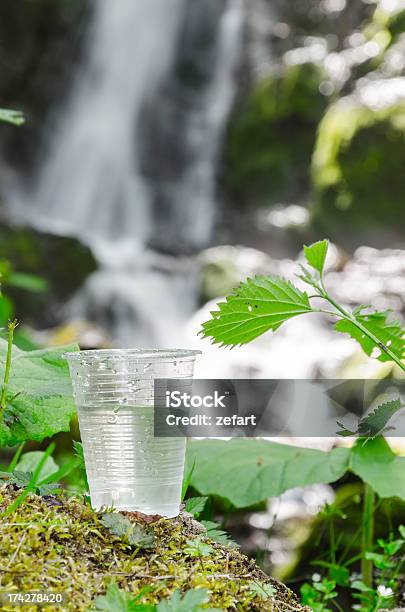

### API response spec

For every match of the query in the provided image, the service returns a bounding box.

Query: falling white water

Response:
[15,0,187,262]
[7,0,243,345]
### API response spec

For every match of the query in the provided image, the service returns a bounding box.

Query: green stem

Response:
[2,442,56,517]
[319,289,405,373]
[361,483,375,589]
[7,442,25,472]
[1,319,18,414]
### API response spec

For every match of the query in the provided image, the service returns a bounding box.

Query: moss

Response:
[0,485,309,611]
[224,62,326,206]
[311,96,405,232]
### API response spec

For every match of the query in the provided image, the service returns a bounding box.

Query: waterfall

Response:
[8,0,243,346]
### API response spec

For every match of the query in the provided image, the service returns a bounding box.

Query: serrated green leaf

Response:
[187,440,350,508]
[337,399,403,438]
[0,342,79,446]
[0,108,25,126]
[303,240,329,275]
[357,399,402,437]
[157,588,218,612]
[184,496,208,517]
[200,276,313,346]
[93,582,155,612]
[101,513,155,548]
[15,451,59,481]
[184,538,213,558]
[0,469,32,488]
[335,311,404,364]
[249,581,276,599]
[350,437,405,499]
[200,521,238,548]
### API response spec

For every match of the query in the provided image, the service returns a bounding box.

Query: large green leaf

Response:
[335,311,404,363]
[200,276,313,347]
[350,437,405,500]
[0,342,79,446]
[186,440,351,508]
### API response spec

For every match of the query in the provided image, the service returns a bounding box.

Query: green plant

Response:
[200,239,405,372]
[0,320,79,446]
[0,258,48,325]
[93,582,223,612]
[101,513,155,549]
[300,523,405,611]
[0,108,24,125]
[197,242,405,607]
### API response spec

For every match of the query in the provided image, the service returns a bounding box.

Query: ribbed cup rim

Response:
[63,348,202,361]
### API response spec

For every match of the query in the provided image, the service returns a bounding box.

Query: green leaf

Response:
[351,580,374,593]
[350,437,405,500]
[200,521,238,548]
[184,538,213,558]
[335,311,405,363]
[357,399,402,437]
[94,582,155,612]
[187,440,350,508]
[0,342,79,446]
[157,588,214,612]
[365,552,395,570]
[0,108,25,126]
[14,451,59,481]
[7,272,48,293]
[315,562,350,587]
[73,441,85,469]
[0,469,32,488]
[184,496,208,517]
[101,513,155,548]
[303,240,329,275]
[337,399,403,438]
[249,581,276,599]
[200,276,313,346]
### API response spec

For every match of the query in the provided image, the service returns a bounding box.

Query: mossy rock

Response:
[0,485,309,611]
[311,92,405,233]
[224,61,327,206]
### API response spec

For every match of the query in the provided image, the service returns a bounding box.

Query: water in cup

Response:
[78,403,186,516]
[65,349,200,517]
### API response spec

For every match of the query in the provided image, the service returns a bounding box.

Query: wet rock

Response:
[0,223,97,327]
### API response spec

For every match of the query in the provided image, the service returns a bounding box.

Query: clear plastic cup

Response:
[65,349,201,517]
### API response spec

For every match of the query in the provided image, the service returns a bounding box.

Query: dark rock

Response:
[0,222,97,327]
